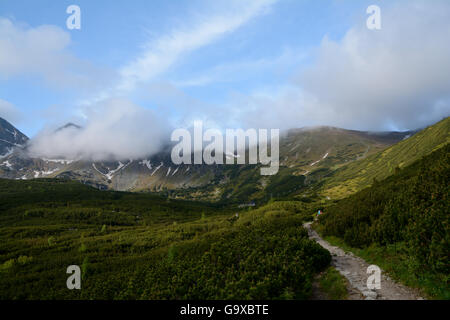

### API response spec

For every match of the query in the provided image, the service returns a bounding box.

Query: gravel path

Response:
[304,222,424,300]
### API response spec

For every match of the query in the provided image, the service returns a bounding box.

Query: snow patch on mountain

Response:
[0,148,13,159]
[151,162,163,176]
[106,162,125,180]
[92,160,132,180]
[139,159,152,170]
[310,153,329,167]
[107,160,132,180]
[1,160,12,168]
[5,128,18,139]
[226,152,240,160]
[33,168,61,178]
[0,138,22,147]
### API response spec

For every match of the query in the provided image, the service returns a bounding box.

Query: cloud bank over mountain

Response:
[27,99,169,161]
[237,0,450,131]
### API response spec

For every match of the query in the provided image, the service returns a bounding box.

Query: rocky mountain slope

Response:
[4,116,446,204]
[0,117,28,157]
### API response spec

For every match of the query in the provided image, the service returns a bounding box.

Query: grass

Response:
[317,266,348,300]
[314,224,449,300]
[322,117,450,199]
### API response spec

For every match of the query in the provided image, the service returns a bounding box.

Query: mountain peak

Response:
[55,123,82,132]
[0,117,29,156]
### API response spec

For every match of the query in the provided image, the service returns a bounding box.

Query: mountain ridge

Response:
[2,116,448,204]
[319,117,450,199]
[0,117,28,157]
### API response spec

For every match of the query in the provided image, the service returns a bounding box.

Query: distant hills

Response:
[0,116,448,204]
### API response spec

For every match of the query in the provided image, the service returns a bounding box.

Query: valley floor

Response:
[304,222,424,300]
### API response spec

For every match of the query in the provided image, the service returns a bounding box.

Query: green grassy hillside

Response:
[166,127,407,204]
[321,117,449,199]
[318,143,449,298]
[280,126,408,172]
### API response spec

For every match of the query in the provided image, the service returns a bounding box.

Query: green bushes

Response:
[0,178,329,299]
[317,267,348,300]
[319,144,449,297]
[0,259,15,272]
[131,214,330,300]
[0,256,33,273]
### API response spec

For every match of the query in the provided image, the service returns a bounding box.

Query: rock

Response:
[362,290,378,300]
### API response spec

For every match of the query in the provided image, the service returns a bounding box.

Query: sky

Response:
[0,0,449,160]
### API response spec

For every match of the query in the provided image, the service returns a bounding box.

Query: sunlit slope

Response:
[280,126,409,173]
[319,143,449,298]
[167,127,408,203]
[322,117,450,199]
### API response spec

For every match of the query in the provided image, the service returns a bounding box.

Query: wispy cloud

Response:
[116,0,278,93]
[173,47,307,88]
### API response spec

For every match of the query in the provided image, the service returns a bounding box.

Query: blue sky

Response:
[0,0,449,144]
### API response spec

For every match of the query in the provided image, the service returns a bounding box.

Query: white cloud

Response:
[27,98,169,161]
[233,0,450,131]
[0,18,115,92]
[0,19,69,76]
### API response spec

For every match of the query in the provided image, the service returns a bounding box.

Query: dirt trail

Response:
[304,222,424,300]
